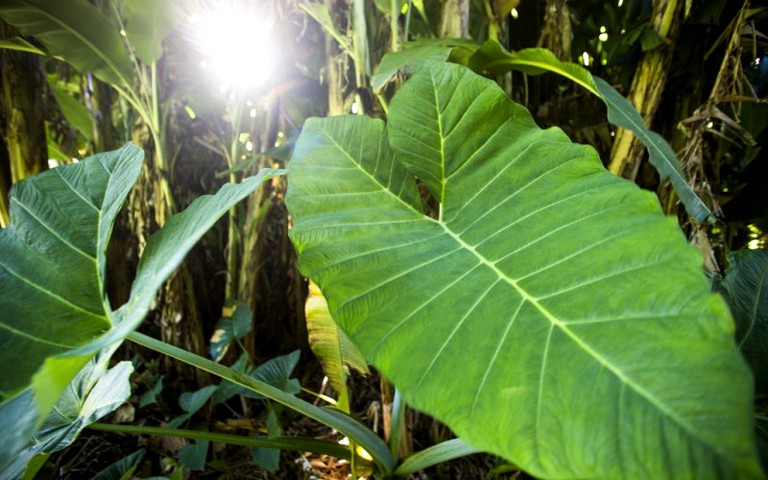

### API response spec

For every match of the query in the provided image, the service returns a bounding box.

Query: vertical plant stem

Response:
[352,0,370,90]
[1,20,47,184]
[391,0,400,52]
[483,0,499,42]
[403,0,412,43]
[389,388,406,458]
[149,61,176,222]
[0,137,11,227]
[226,99,244,301]
[607,0,685,179]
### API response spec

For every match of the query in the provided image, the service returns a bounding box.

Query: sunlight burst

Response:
[193,5,275,92]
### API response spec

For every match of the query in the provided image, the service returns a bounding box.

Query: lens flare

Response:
[193,3,275,92]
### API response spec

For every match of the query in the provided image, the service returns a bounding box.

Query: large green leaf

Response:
[286,62,760,478]
[0,143,283,469]
[467,41,714,223]
[376,40,712,222]
[0,143,141,403]
[0,0,133,89]
[720,249,768,394]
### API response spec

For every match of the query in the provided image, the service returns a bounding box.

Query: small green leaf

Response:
[179,385,218,414]
[639,24,666,51]
[209,301,252,361]
[177,440,208,471]
[168,385,218,429]
[91,449,145,480]
[250,409,283,471]
[213,351,301,404]
[139,375,164,408]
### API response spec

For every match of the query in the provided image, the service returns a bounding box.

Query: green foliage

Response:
[718,249,768,394]
[122,0,179,64]
[250,409,283,471]
[286,62,760,478]
[2,348,133,478]
[0,144,283,473]
[91,449,145,480]
[0,0,133,88]
[306,281,369,412]
[0,36,47,55]
[209,301,252,362]
[212,351,301,405]
[48,77,94,142]
[139,375,164,408]
[167,385,218,429]
[177,440,209,471]
[0,144,141,404]
[375,40,714,222]
[372,38,479,92]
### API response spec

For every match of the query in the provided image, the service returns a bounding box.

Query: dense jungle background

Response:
[1,0,767,478]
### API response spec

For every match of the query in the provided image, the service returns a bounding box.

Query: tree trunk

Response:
[0,20,47,185]
[439,0,469,38]
[0,130,10,227]
[608,0,687,179]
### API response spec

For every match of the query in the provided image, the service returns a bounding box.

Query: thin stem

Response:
[390,0,400,52]
[403,0,412,43]
[126,331,396,475]
[88,423,368,466]
[389,388,405,458]
[225,98,244,300]
[394,438,480,476]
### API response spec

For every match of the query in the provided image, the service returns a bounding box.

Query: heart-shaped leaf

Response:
[0,143,283,469]
[0,143,142,404]
[286,62,760,478]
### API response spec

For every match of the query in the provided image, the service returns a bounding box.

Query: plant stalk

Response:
[390,0,400,52]
[88,423,368,466]
[126,331,396,475]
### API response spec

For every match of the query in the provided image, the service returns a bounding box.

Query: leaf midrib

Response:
[437,218,717,458]
[18,0,131,89]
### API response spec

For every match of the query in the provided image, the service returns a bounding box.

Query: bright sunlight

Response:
[190,3,275,92]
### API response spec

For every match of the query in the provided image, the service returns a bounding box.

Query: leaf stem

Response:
[126,331,396,475]
[394,438,480,476]
[87,423,367,466]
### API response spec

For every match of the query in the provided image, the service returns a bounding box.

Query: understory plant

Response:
[0,62,763,479]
